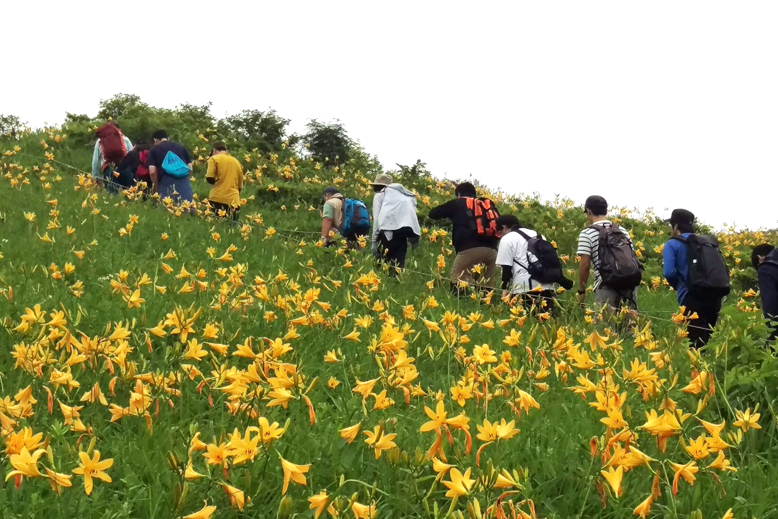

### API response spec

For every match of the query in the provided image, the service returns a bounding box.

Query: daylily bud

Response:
[172,482,182,510]
[485,459,496,480]
[180,483,189,508]
[414,447,425,467]
[166,451,181,471]
[277,496,293,518]
[86,436,97,455]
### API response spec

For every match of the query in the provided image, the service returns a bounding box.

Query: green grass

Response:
[0,130,777,519]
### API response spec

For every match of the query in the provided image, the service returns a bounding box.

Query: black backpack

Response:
[514,230,565,285]
[672,234,730,298]
[592,224,643,290]
[763,249,778,268]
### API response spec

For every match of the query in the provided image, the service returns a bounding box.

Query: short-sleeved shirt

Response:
[206,153,244,206]
[496,229,553,294]
[576,220,632,290]
[322,195,344,230]
[147,141,191,179]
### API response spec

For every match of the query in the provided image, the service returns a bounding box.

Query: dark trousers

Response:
[682,294,722,348]
[101,166,120,193]
[766,317,778,346]
[377,227,415,270]
[343,224,370,249]
[209,201,240,221]
[520,289,558,316]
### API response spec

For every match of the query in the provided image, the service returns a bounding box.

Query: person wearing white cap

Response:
[371,173,421,272]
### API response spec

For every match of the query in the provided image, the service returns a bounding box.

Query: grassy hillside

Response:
[1,97,777,518]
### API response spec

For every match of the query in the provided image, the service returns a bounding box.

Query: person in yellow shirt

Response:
[206,142,244,220]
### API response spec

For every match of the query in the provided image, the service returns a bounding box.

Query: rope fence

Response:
[8,150,743,334]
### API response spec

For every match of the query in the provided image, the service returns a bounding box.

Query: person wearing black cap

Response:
[663,209,721,348]
[576,195,641,314]
[752,243,778,345]
[320,187,346,246]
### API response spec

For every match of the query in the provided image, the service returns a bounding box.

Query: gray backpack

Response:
[592,224,642,290]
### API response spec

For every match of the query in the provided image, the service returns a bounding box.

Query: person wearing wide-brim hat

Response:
[370,173,421,272]
[370,173,393,188]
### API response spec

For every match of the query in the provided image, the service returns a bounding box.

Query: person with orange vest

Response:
[428,182,500,293]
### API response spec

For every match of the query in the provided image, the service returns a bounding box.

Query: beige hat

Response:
[370,173,393,186]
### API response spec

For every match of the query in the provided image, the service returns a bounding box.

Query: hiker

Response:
[576,195,642,314]
[146,130,193,205]
[663,209,730,348]
[116,140,151,191]
[91,122,133,191]
[752,243,778,344]
[206,142,244,221]
[370,173,421,271]
[495,215,573,315]
[428,182,500,293]
[320,187,370,248]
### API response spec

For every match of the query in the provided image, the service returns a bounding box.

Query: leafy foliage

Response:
[219,109,292,153]
[0,114,26,140]
[303,119,353,167]
[0,96,777,519]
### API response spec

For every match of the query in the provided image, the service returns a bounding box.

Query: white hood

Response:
[373,183,421,237]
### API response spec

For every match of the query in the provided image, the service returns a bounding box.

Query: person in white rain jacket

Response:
[370,173,421,271]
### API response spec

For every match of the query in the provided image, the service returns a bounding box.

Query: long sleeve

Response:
[428,199,456,220]
[501,265,513,290]
[758,267,778,320]
[371,191,385,251]
[663,241,679,289]
[91,141,101,178]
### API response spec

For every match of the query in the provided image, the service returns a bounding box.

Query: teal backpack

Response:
[161,151,189,178]
[342,199,370,234]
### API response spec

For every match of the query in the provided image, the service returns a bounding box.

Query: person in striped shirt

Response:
[576,195,638,312]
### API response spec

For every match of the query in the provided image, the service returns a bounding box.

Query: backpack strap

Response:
[511,229,535,290]
[515,229,532,241]
[670,234,696,246]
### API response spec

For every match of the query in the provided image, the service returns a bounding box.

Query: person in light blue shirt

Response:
[91,124,133,192]
[663,208,722,348]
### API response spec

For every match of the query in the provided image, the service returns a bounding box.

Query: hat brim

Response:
[370,182,389,187]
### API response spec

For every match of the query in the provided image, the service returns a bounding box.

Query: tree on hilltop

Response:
[303,120,352,167]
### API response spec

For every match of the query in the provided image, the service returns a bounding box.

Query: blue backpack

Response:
[161,151,190,178]
[342,198,370,234]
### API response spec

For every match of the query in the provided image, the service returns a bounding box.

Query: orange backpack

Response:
[465,197,500,238]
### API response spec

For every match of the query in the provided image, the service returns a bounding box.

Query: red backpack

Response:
[95,123,128,165]
[136,149,150,179]
[465,197,500,238]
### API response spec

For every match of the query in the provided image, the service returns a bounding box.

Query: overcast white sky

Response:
[3,1,776,229]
